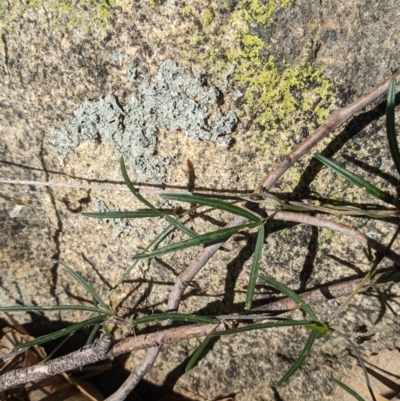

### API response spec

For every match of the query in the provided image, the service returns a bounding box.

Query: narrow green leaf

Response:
[57,261,110,312]
[86,324,102,345]
[258,275,318,320]
[295,203,397,219]
[371,284,397,316]
[133,222,260,260]
[209,320,313,337]
[333,378,367,401]
[164,216,198,239]
[0,305,106,313]
[13,314,108,351]
[245,225,265,310]
[161,193,262,223]
[314,153,394,204]
[185,327,218,372]
[303,322,329,339]
[302,322,328,332]
[276,329,319,387]
[120,157,160,209]
[82,210,172,219]
[42,333,74,362]
[377,271,400,283]
[119,157,198,238]
[130,313,218,326]
[386,78,400,177]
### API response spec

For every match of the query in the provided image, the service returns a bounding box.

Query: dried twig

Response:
[104,348,159,401]
[0,335,113,391]
[0,324,222,391]
[0,178,230,197]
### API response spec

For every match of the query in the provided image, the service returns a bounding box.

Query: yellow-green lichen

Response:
[176,0,335,155]
[247,0,293,24]
[26,0,42,7]
[0,0,116,34]
[201,10,214,27]
[317,228,336,245]
[181,6,193,16]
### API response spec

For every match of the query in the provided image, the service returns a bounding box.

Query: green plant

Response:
[0,75,399,401]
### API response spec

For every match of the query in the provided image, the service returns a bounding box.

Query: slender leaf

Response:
[371,284,397,316]
[130,313,218,326]
[289,202,398,219]
[185,327,218,372]
[377,271,400,283]
[13,314,108,351]
[258,275,318,320]
[161,193,262,223]
[43,333,74,362]
[209,320,313,337]
[386,78,400,176]
[82,210,172,219]
[119,157,198,239]
[86,324,102,345]
[0,305,106,313]
[245,225,265,310]
[57,261,110,312]
[340,335,377,401]
[133,222,260,260]
[314,153,394,204]
[333,378,367,401]
[276,329,319,387]
[303,322,329,339]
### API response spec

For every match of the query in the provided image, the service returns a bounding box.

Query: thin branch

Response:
[0,178,257,199]
[0,323,223,391]
[0,179,132,192]
[249,271,391,313]
[167,215,248,311]
[105,215,245,399]
[266,209,400,266]
[0,334,113,391]
[0,269,398,392]
[104,348,159,401]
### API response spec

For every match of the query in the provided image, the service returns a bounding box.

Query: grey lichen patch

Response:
[51,59,237,184]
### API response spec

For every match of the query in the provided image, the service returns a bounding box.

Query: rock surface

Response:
[1,1,400,400]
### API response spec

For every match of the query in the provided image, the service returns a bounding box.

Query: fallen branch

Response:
[0,324,222,391]
[0,334,113,391]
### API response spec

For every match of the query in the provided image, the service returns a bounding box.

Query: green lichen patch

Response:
[171,0,335,155]
[0,0,116,34]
